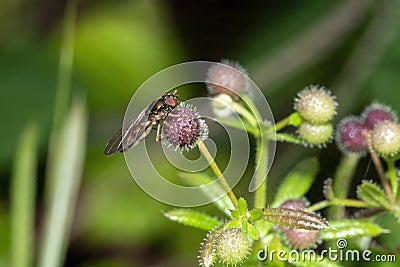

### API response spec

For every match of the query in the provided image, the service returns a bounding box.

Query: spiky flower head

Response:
[206,59,250,99]
[214,228,252,266]
[298,122,333,148]
[163,102,209,151]
[371,121,400,157]
[279,199,320,249]
[294,85,337,124]
[362,102,397,130]
[336,116,368,156]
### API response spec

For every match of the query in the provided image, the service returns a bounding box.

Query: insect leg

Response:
[156,122,162,142]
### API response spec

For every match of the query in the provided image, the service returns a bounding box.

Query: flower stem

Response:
[254,133,269,209]
[274,114,292,132]
[370,151,394,203]
[197,139,239,209]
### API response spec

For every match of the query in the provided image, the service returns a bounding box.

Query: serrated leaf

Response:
[273,158,319,207]
[225,220,242,228]
[249,209,263,221]
[321,219,388,240]
[179,172,235,216]
[238,198,248,215]
[357,182,391,209]
[263,208,329,230]
[164,209,222,231]
[246,223,259,240]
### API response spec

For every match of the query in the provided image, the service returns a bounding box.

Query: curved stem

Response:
[197,139,239,209]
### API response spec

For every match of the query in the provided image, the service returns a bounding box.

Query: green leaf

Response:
[263,208,329,230]
[11,123,39,267]
[249,209,263,221]
[246,223,259,240]
[321,219,388,240]
[38,98,88,267]
[275,133,303,144]
[179,172,235,216]
[164,209,223,231]
[273,158,319,207]
[231,209,240,219]
[238,198,248,215]
[357,181,391,209]
[225,220,242,228]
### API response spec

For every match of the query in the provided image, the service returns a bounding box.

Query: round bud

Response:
[362,102,397,130]
[214,228,252,266]
[206,59,249,99]
[298,122,333,147]
[294,85,337,124]
[280,199,306,210]
[371,121,400,157]
[285,228,321,249]
[279,199,320,249]
[163,102,209,151]
[336,116,368,156]
[212,93,235,117]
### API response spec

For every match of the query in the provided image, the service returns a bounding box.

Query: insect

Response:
[104,90,179,156]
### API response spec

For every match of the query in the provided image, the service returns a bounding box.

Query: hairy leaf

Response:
[263,208,329,230]
[321,219,388,240]
[164,209,223,231]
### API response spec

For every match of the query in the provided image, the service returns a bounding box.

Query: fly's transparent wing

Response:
[104,100,156,156]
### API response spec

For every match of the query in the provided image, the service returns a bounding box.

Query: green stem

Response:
[11,123,39,267]
[254,132,269,209]
[386,159,397,199]
[274,114,292,132]
[308,198,375,212]
[328,154,360,219]
[197,139,238,209]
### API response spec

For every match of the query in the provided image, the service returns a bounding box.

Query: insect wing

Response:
[104,100,156,156]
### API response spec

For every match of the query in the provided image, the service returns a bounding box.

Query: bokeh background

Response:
[1,0,400,266]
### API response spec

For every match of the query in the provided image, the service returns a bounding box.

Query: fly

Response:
[104,90,179,156]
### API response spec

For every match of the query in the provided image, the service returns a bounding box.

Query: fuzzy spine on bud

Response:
[336,116,368,156]
[294,85,337,124]
[371,121,400,157]
[162,102,209,151]
[206,59,250,99]
[298,122,333,147]
[214,228,252,266]
[361,102,397,130]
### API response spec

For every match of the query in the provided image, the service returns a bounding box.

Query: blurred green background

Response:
[1,0,400,266]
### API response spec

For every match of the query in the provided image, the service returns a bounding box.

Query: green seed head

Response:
[371,121,400,157]
[294,85,337,124]
[298,122,333,148]
[214,228,252,266]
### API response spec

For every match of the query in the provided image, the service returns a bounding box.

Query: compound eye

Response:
[165,97,178,108]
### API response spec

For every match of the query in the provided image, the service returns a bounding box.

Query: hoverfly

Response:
[104,90,179,156]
